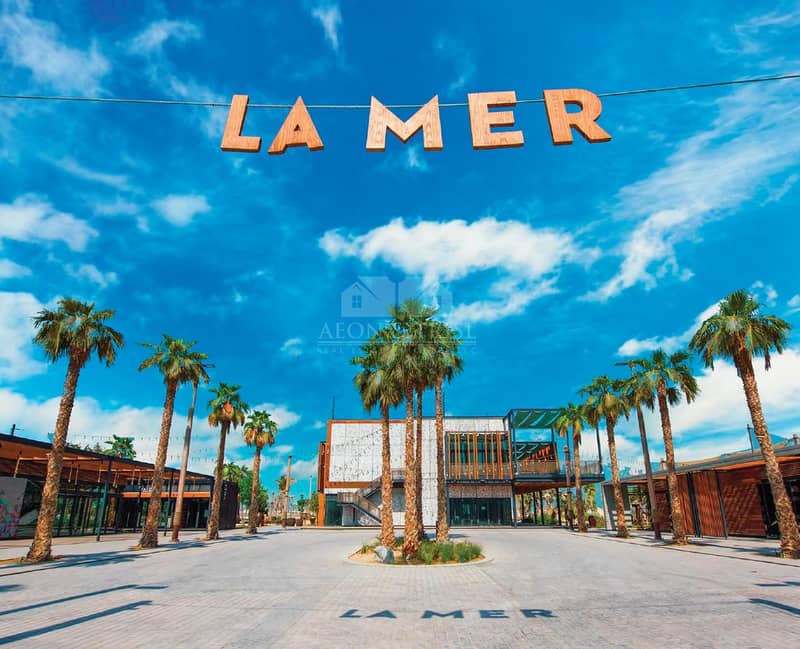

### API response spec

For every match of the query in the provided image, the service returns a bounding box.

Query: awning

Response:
[508,408,560,430]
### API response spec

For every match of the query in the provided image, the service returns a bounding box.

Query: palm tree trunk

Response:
[26,356,82,562]
[207,421,230,540]
[247,446,262,534]
[415,385,424,540]
[403,383,420,557]
[435,377,449,542]
[138,379,179,549]
[636,402,661,540]
[657,385,687,544]
[380,402,394,546]
[172,379,198,542]
[735,346,800,558]
[573,427,586,533]
[606,417,629,538]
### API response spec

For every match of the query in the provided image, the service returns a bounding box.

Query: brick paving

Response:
[0,528,798,648]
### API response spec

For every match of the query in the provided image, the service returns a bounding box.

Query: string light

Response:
[0,72,798,110]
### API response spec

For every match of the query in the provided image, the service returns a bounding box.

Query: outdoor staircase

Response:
[337,491,381,524]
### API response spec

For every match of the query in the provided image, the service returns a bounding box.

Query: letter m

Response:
[421,610,464,619]
[366,96,443,151]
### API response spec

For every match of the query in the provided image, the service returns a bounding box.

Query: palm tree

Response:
[690,289,800,558]
[555,403,588,533]
[137,335,208,549]
[619,363,661,540]
[104,434,136,459]
[26,299,124,562]
[581,377,630,538]
[353,329,403,547]
[243,410,278,533]
[429,321,463,542]
[207,383,249,540]
[390,299,438,542]
[171,358,212,542]
[637,350,698,545]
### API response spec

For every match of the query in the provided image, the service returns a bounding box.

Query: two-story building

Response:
[316,408,604,527]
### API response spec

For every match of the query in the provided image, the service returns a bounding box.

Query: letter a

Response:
[268,97,324,154]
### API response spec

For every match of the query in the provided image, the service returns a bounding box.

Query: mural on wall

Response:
[0,477,27,540]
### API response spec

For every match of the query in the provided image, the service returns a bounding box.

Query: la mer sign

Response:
[220,89,611,154]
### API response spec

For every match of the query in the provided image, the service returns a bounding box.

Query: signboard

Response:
[220,89,611,154]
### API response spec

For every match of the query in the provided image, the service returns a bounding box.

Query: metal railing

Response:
[515,459,603,476]
[337,491,381,522]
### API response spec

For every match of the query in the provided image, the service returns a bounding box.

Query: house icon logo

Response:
[340,276,453,318]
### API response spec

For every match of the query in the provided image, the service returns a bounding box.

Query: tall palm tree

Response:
[690,289,800,558]
[26,299,124,562]
[390,299,438,542]
[581,377,630,538]
[137,335,208,549]
[429,321,463,542]
[555,403,588,533]
[104,434,136,459]
[352,329,403,547]
[207,383,249,539]
[619,363,661,540]
[171,359,212,542]
[637,350,698,545]
[243,410,278,533]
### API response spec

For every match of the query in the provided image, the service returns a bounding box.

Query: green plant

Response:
[418,541,435,565]
[438,542,455,563]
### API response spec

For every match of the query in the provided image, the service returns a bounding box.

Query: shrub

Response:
[418,541,435,565]
[438,542,455,563]
[454,541,482,563]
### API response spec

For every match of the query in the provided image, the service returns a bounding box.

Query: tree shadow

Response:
[755,580,800,588]
[0,584,22,593]
[0,584,165,617]
[749,598,800,616]
[0,600,152,645]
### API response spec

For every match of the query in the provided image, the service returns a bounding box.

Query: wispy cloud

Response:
[152,194,210,226]
[617,302,719,357]
[310,3,342,54]
[0,291,49,381]
[128,19,201,55]
[252,402,301,430]
[49,157,130,190]
[434,34,476,96]
[280,337,304,357]
[0,195,98,251]
[586,80,800,302]
[0,258,31,279]
[0,3,109,94]
[65,263,119,289]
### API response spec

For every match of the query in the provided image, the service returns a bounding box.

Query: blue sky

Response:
[1,0,799,498]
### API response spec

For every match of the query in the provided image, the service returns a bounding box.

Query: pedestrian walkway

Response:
[1,528,798,648]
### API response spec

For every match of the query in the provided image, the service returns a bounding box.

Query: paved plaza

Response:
[1,528,798,648]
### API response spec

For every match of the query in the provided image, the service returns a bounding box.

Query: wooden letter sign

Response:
[268,97,324,155]
[366,96,443,151]
[467,91,525,150]
[220,94,261,153]
[543,89,612,145]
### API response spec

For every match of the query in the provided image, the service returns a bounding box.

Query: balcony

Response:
[514,459,603,482]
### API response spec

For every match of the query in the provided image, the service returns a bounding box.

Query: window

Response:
[351,294,362,309]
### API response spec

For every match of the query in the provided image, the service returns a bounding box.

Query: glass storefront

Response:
[448,497,512,525]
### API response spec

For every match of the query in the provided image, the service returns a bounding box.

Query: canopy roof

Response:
[508,408,560,430]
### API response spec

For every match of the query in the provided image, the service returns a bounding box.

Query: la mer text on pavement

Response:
[220,89,612,154]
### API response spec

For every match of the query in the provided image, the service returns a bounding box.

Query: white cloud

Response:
[0,258,31,279]
[617,302,719,357]
[288,457,319,480]
[0,195,98,251]
[94,197,139,217]
[50,157,129,190]
[152,194,210,226]
[588,78,800,301]
[280,337,304,357]
[0,3,109,94]
[310,3,342,53]
[65,263,119,289]
[312,420,325,430]
[320,216,595,325]
[405,145,429,172]
[252,402,301,430]
[434,34,476,96]
[788,294,800,313]
[750,280,778,306]
[128,19,201,55]
[0,291,48,381]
